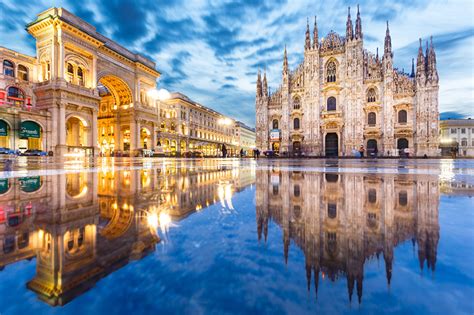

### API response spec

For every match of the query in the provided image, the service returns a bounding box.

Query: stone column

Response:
[130,119,138,155]
[56,103,67,156]
[92,110,99,156]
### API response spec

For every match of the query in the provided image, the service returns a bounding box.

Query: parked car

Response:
[21,149,47,156]
[183,151,204,158]
[0,147,14,155]
[263,150,279,157]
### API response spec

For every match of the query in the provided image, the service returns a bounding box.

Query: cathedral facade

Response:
[255,7,440,157]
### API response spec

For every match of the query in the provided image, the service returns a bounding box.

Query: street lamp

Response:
[147,88,171,101]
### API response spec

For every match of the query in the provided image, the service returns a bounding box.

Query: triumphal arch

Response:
[26,7,160,156]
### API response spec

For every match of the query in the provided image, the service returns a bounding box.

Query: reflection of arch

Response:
[0,119,12,149]
[98,75,133,106]
[140,127,151,149]
[66,173,88,199]
[100,205,134,239]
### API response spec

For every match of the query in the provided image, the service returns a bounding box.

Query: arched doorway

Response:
[19,121,42,151]
[325,133,338,157]
[97,75,133,155]
[140,128,151,149]
[397,138,409,157]
[293,141,301,155]
[66,117,91,156]
[367,139,378,156]
[0,119,11,149]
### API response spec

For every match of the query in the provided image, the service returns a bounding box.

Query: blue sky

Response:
[1,0,473,126]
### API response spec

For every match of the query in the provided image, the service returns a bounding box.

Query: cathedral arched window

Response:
[367,88,376,102]
[326,61,336,83]
[272,119,279,129]
[398,110,407,124]
[18,64,28,81]
[293,97,301,110]
[293,118,300,130]
[293,184,300,197]
[328,203,337,219]
[3,60,14,77]
[398,191,408,206]
[368,189,377,203]
[327,97,336,111]
[368,112,376,126]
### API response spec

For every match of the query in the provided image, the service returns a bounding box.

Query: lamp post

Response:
[148,88,171,154]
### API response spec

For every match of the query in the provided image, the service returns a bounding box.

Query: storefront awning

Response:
[0,179,9,194]
[20,121,41,139]
[19,177,41,193]
[0,120,8,136]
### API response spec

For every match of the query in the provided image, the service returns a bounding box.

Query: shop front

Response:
[19,121,42,152]
[0,119,11,149]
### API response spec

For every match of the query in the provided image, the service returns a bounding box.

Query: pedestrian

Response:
[240,148,244,158]
[256,149,260,158]
[359,145,365,158]
[373,146,378,158]
[222,144,227,158]
[404,147,410,158]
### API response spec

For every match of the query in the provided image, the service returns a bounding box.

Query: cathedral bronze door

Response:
[325,133,338,157]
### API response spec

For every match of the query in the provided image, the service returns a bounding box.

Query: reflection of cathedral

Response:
[0,161,254,306]
[256,169,439,303]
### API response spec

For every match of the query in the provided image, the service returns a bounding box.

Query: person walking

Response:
[222,144,227,158]
[359,145,365,158]
[240,148,244,158]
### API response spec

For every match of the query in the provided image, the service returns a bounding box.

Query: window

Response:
[461,128,466,134]
[326,61,336,82]
[77,67,84,86]
[42,62,51,81]
[398,110,407,124]
[67,63,74,82]
[293,97,301,110]
[368,189,377,203]
[399,191,408,206]
[368,112,376,126]
[7,87,24,99]
[3,60,14,77]
[272,119,279,129]
[451,128,457,134]
[293,185,300,197]
[461,138,467,146]
[328,203,337,219]
[293,118,300,130]
[367,88,376,102]
[18,65,28,81]
[327,97,336,111]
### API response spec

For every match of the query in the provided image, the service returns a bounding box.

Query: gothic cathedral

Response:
[255,6,439,157]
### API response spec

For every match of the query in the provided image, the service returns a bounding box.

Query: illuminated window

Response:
[67,63,74,83]
[77,67,84,86]
[3,60,14,77]
[18,64,28,81]
[7,87,24,98]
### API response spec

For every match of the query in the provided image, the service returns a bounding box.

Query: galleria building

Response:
[0,8,254,157]
[256,7,440,157]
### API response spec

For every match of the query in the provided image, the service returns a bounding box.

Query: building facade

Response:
[160,93,254,157]
[234,121,256,156]
[256,7,440,157]
[0,8,163,157]
[439,119,474,157]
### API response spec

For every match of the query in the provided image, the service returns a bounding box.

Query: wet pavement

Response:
[0,157,473,314]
